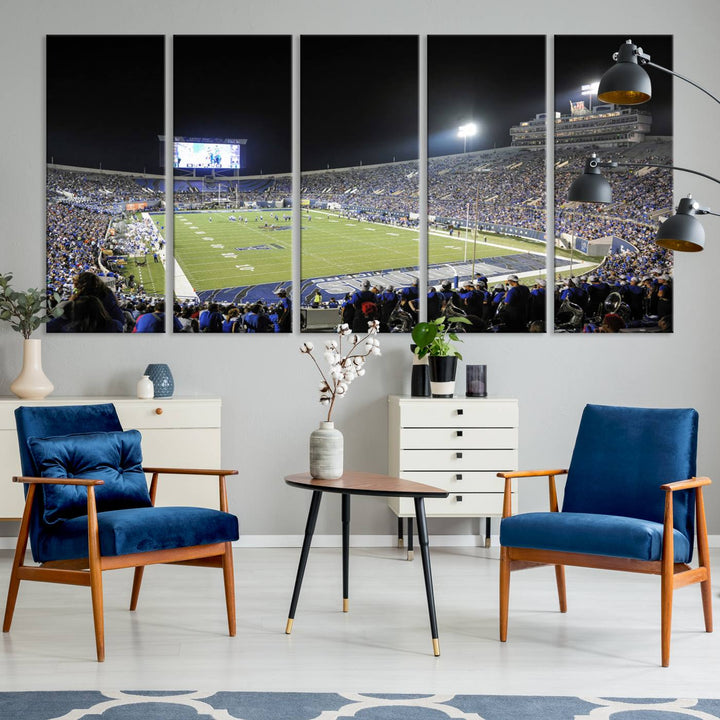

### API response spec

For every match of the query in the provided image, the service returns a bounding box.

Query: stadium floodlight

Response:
[581,81,600,111]
[568,154,720,251]
[457,123,478,153]
[597,39,720,106]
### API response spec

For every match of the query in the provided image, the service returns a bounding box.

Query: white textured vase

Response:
[10,338,54,400]
[309,421,344,480]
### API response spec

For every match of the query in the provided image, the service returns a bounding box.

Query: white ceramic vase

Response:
[10,338,54,400]
[309,421,344,480]
[136,375,154,399]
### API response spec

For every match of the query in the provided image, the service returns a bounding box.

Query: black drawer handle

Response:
[456,473,463,481]
[456,452,463,459]
[456,430,463,437]
[455,495,463,502]
[457,408,464,415]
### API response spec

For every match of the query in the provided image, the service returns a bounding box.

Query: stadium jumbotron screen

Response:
[173,140,243,169]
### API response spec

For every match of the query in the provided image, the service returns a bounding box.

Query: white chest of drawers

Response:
[0,396,222,519]
[387,395,519,542]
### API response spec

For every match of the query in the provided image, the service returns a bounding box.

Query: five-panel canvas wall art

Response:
[45,34,673,334]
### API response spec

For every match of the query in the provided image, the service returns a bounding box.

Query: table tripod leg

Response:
[397,517,404,548]
[342,493,350,612]
[407,517,414,561]
[286,490,322,634]
[414,496,440,656]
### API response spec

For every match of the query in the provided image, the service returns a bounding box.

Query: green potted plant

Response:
[0,272,61,399]
[411,315,472,397]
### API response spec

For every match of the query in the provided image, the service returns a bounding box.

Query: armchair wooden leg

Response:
[3,570,21,634]
[89,564,105,662]
[660,567,672,668]
[87,488,105,662]
[4,484,34,634]
[696,487,713,633]
[555,565,567,613]
[499,546,510,642]
[222,542,236,637]
[130,567,144,611]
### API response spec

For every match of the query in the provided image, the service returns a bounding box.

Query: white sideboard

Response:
[388,395,519,546]
[0,396,222,519]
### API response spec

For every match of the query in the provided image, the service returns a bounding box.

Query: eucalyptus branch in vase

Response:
[300,321,381,422]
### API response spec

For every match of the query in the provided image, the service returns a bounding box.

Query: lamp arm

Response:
[643,60,720,106]
[606,161,720,187]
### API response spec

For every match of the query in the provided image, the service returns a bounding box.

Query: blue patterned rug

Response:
[2,692,720,720]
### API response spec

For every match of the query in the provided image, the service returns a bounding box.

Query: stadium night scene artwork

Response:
[554,34,674,335]
[300,35,420,333]
[427,35,547,334]
[46,35,168,334]
[172,35,292,334]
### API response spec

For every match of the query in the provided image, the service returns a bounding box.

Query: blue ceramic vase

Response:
[144,363,174,398]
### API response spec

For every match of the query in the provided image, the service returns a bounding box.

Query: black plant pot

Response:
[428,355,458,398]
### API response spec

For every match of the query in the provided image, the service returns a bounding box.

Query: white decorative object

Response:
[10,339,54,400]
[309,421,344,480]
[136,375,154,399]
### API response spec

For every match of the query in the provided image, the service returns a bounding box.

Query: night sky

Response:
[173,35,292,176]
[45,34,673,177]
[428,35,546,156]
[46,35,165,174]
[301,35,419,171]
[554,34,673,136]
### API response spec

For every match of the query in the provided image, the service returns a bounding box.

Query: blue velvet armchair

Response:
[498,404,712,667]
[3,403,239,661]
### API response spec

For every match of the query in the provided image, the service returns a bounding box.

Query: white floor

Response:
[0,546,718,697]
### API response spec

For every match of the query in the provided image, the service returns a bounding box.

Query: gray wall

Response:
[1,0,719,538]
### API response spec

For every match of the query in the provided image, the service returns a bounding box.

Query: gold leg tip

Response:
[432,638,440,656]
[398,539,404,548]
[285,619,294,634]
[407,550,414,561]
[343,598,349,613]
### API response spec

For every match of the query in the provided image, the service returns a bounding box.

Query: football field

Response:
[167,209,542,295]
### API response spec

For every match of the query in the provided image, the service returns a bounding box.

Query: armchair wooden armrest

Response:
[661,476,711,492]
[142,468,238,512]
[498,469,569,518]
[497,469,568,480]
[13,475,104,486]
[142,467,238,476]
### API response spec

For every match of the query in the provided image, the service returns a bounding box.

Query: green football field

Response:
[164,209,539,293]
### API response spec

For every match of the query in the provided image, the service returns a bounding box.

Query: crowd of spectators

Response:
[46,136,674,332]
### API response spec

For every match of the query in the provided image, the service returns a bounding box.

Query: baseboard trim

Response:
[2,534,720,550]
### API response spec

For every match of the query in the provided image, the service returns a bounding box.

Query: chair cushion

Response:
[34,506,240,563]
[28,430,152,525]
[500,511,692,563]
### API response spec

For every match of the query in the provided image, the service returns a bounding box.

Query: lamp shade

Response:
[597,41,652,105]
[568,157,612,203]
[655,197,706,252]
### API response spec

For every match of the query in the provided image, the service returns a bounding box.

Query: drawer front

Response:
[398,470,506,493]
[390,492,511,517]
[400,448,517,471]
[397,399,518,429]
[401,427,516,450]
[115,399,221,430]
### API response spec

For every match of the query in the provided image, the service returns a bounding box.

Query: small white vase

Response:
[309,421,344,480]
[10,338,54,400]
[136,375,154,399]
